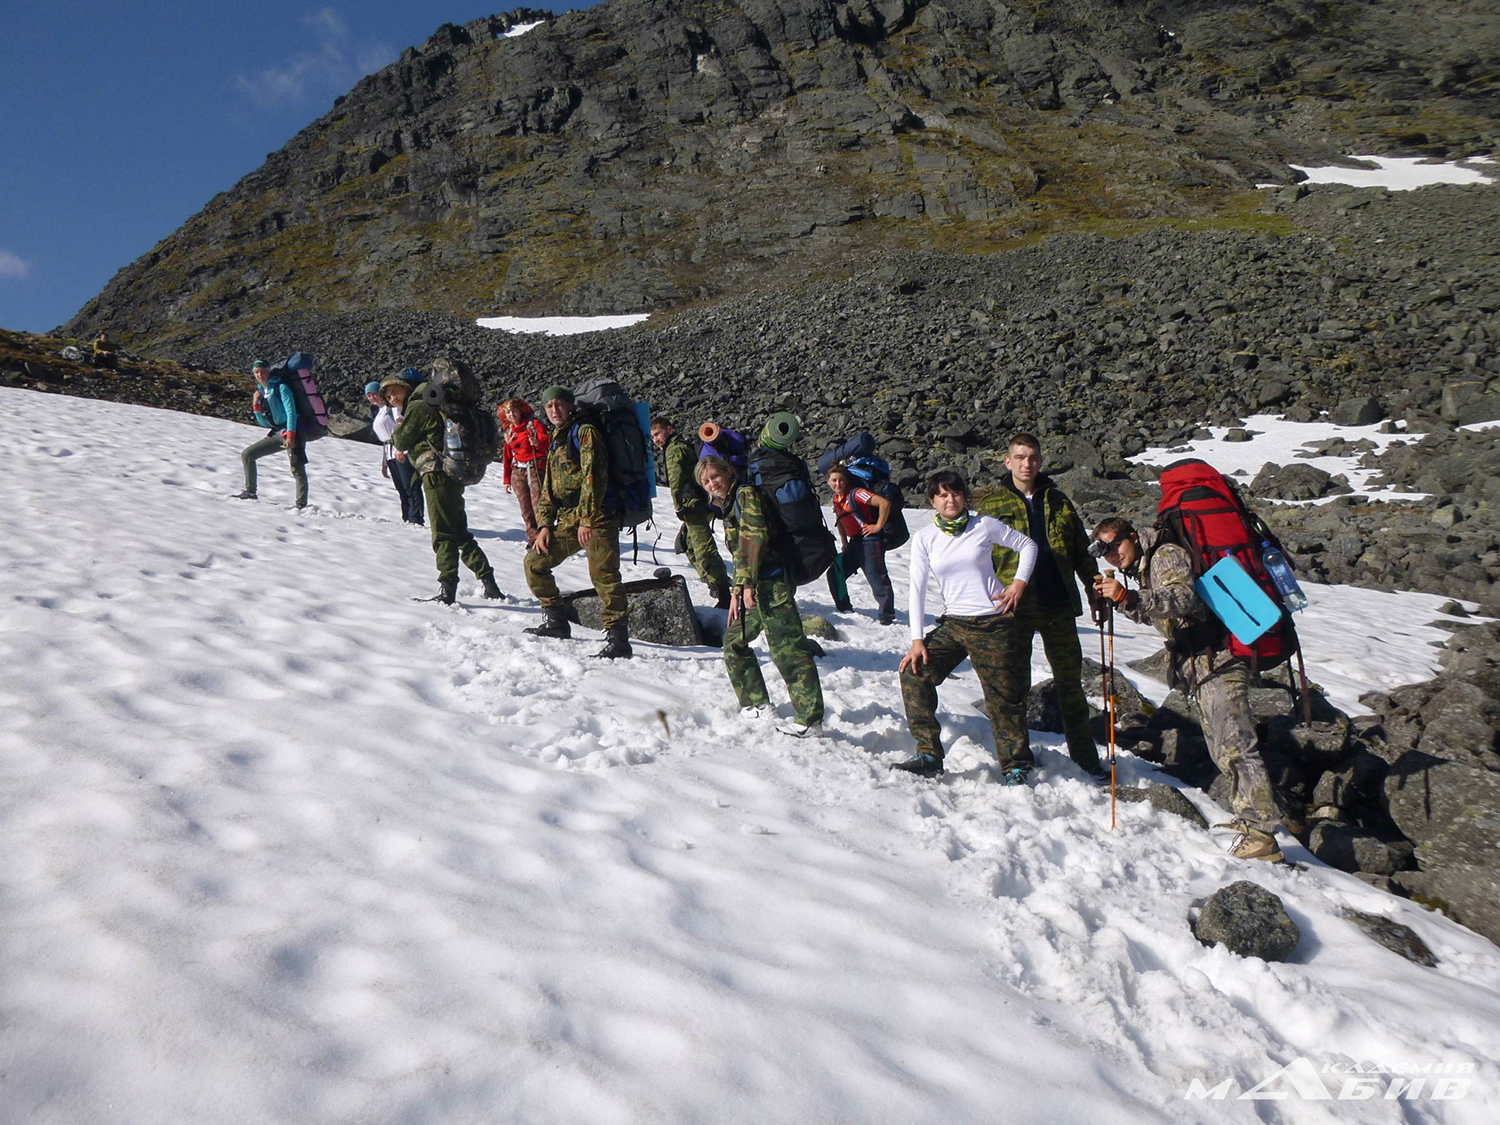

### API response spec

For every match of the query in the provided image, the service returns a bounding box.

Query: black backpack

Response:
[844,457,909,550]
[571,377,653,529]
[420,356,500,486]
[746,447,837,586]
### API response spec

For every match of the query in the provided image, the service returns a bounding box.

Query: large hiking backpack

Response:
[816,432,876,475]
[420,356,500,486]
[273,352,329,440]
[746,447,838,586]
[842,454,910,549]
[698,422,749,479]
[572,377,654,529]
[1152,458,1297,667]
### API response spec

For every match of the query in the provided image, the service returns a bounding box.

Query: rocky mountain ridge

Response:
[65,0,1500,351]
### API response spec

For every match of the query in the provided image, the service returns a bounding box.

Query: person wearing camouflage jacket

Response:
[696,454,824,734]
[975,433,1104,777]
[523,385,632,659]
[385,375,501,605]
[651,419,730,606]
[1093,518,1285,863]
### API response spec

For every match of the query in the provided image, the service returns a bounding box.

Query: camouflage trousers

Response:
[1188,652,1280,831]
[680,510,729,588]
[423,472,492,583]
[723,576,824,725]
[901,613,1031,770]
[1014,604,1100,772]
[525,519,628,629]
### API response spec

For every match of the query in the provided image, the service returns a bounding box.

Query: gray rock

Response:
[1339,908,1437,967]
[565,575,703,646]
[1113,783,1210,829]
[1250,462,1353,501]
[1308,820,1415,875]
[1329,397,1385,426]
[1193,881,1301,961]
[800,614,839,641]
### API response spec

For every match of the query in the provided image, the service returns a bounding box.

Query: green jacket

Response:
[537,419,609,529]
[720,480,779,588]
[662,433,709,516]
[975,472,1098,616]
[391,386,444,476]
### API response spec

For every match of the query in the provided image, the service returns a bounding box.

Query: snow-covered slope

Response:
[5,387,1499,1123]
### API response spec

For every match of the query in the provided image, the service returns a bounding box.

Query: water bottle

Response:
[444,419,467,473]
[1261,540,1309,612]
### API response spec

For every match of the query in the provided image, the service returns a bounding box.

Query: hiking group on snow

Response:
[231,352,1315,864]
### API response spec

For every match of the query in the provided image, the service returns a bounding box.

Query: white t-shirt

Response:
[907,513,1039,639]
[372,405,404,460]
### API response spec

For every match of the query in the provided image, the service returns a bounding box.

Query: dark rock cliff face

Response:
[66,0,1498,351]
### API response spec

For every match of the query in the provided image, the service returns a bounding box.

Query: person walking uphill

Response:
[652,417,731,609]
[523,386,632,659]
[1092,517,1285,863]
[975,432,1106,781]
[235,358,309,508]
[697,418,826,737]
[896,470,1038,781]
[384,373,502,605]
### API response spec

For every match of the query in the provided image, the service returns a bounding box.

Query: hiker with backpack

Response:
[895,469,1038,782]
[383,366,503,605]
[696,436,825,738]
[522,385,633,659]
[369,376,424,525]
[500,398,549,545]
[652,417,731,609]
[974,432,1107,782]
[236,358,310,509]
[1092,513,1287,863]
[825,463,897,625]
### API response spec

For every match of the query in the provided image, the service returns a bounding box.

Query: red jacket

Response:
[503,418,549,485]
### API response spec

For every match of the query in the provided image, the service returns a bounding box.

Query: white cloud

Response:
[0,249,33,280]
[236,8,395,108]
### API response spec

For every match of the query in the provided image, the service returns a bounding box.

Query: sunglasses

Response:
[1088,537,1125,560]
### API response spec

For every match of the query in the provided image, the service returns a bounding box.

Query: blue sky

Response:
[0,2,589,334]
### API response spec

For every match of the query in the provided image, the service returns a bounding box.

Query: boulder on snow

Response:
[1113,783,1210,829]
[1340,908,1437,967]
[565,575,703,646]
[1192,881,1300,961]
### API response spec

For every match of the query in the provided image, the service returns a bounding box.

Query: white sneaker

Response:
[776,720,826,739]
[740,705,770,721]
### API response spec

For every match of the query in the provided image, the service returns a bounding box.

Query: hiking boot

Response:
[775,719,826,738]
[233,489,257,500]
[416,578,459,605]
[712,582,732,610]
[893,753,943,777]
[524,608,572,639]
[594,624,633,660]
[1000,764,1033,787]
[1229,828,1285,863]
[834,600,854,613]
[480,573,504,600]
[1085,765,1111,786]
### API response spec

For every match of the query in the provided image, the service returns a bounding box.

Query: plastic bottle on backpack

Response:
[445,419,468,477]
[1260,540,1309,611]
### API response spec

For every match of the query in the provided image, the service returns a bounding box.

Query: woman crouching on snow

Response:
[896,469,1038,783]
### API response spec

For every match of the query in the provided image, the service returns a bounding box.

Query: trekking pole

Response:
[1104,569,1119,830]
[1294,644,1314,725]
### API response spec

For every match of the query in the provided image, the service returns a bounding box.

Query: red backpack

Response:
[1152,459,1298,668]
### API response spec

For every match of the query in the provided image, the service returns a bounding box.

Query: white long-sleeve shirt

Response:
[372,405,403,461]
[907,513,1039,640]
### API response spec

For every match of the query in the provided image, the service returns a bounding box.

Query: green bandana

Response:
[934,511,970,537]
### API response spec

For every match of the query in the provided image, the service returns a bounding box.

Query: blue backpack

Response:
[746,447,837,586]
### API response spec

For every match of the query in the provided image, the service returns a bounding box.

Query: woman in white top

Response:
[369,376,425,525]
[896,469,1039,782]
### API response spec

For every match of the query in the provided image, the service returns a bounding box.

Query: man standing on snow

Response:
[235,358,309,509]
[523,386,632,659]
[1092,517,1285,863]
[975,433,1106,782]
[651,417,731,609]
[385,372,502,605]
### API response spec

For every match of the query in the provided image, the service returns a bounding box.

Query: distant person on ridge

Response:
[91,331,118,369]
[235,358,309,509]
[975,432,1106,782]
[369,376,424,525]
[522,385,632,659]
[1092,516,1285,863]
[651,417,731,609]
[384,372,502,605]
[499,398,549,545]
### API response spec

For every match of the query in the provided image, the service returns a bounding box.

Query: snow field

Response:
[5,387,1500,1124]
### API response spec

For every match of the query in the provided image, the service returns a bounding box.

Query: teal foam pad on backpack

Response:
[1194,555,1281,645]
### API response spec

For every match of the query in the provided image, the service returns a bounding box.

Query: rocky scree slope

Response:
[66,0,1500,350]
